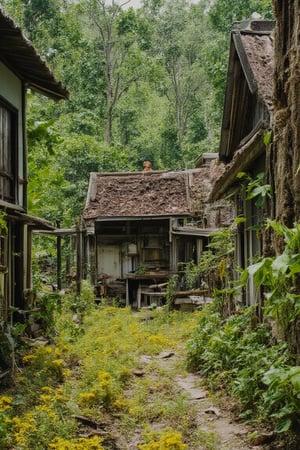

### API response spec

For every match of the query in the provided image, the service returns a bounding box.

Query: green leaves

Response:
[262,366,300,432]
[244,257,273,286]
[263,130,272,145]
[237,171,272,207]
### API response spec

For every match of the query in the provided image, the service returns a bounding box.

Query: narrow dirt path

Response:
[174,369,254,450]
[129,348,266,450]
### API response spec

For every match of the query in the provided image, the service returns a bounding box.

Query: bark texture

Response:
[271,1,300,233]
[270,1,300,355]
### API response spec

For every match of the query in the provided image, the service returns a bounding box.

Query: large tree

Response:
[142,0,219,167]
[266,0,300,354]
[271,1,300,231]
[85,0,151,145]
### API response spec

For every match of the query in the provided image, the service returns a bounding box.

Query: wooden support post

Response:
[137,282,141,309]
[126,279,129,307]
[76,226,82,295]
[56,222,62,291]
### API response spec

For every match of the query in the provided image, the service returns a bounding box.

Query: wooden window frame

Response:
[0,234,7,271]
[0,97,18,204]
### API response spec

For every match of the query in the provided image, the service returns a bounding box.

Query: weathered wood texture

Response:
[271,1,300,354]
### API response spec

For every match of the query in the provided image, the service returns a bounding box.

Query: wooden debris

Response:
[72,415,103,429]
[159,351,175,359]
[0,370,10,380]
[250,431,275,446]
[133,369,145,377]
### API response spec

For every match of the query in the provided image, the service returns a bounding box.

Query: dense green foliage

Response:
[187,305,300,437]
[186,220,300,439]
[1,0,273,227]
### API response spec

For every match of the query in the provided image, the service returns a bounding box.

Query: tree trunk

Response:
[271,1,300,237]
[271,0,300,355]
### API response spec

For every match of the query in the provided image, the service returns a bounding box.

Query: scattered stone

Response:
[159,351,175,359]
[30,322,43,338]
[204,406,221,417]
[175,374,207,400]
[190,391,206,400]
[133,369,145,377]
[72,314,80,324]
[139,355,153,364]
[21,337,49,346]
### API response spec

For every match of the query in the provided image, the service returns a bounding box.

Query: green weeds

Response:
[187,305,299,437]
[0,300,204,449]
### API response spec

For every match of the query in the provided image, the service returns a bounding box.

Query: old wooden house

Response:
[82,162,233,307]
[0,9,68,322]
[210,20,275,306]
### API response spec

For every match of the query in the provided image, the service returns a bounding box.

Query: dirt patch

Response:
[110,349,268,450]
[157,351,258,450]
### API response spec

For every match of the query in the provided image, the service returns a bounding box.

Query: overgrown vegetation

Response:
[186,220,300,445]
[2,0,300,447]
[1,220,300,447]
[0,289,208,449]
[187,306,298,432]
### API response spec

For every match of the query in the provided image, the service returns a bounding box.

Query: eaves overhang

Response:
[210,126,265,202]
[6,210,54,230]
[93,214,189,222]
[172,227,219,237]
[0,8,69,100]
[232,32,257,94]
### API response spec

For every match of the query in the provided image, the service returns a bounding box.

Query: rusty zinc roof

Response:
[83,163,224,220]
[0,8,68,100]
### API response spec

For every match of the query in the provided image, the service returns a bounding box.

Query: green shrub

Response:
[186,306,295,429]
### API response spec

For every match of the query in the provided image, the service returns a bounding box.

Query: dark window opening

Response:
[0,99,18,203]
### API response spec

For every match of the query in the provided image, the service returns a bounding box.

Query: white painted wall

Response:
[97,245,121,279]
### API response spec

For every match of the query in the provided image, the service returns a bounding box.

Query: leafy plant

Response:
[262,366,300,433]
[187,305,296,430]
[179,218,243,317]
[241,220,300,343]
[237,171,272,207]
[0,211,8,235]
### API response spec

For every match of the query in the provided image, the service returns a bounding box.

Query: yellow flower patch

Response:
[48,435,104,449]
[138,429,187,450]
[0,396,12,413]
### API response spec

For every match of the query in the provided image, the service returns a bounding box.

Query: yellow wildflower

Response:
[48,435,104,449]
[41,386,54,393]
[12,412,37,446]
[0,395,12,412]
[22,354,36,363]
[78,392,97,406]
[62,368,72,378]
[40,394,52,403]
[52,359,63,367]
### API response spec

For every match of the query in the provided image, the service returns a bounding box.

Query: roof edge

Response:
[210,126,265,202]
[231,19,275,34]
